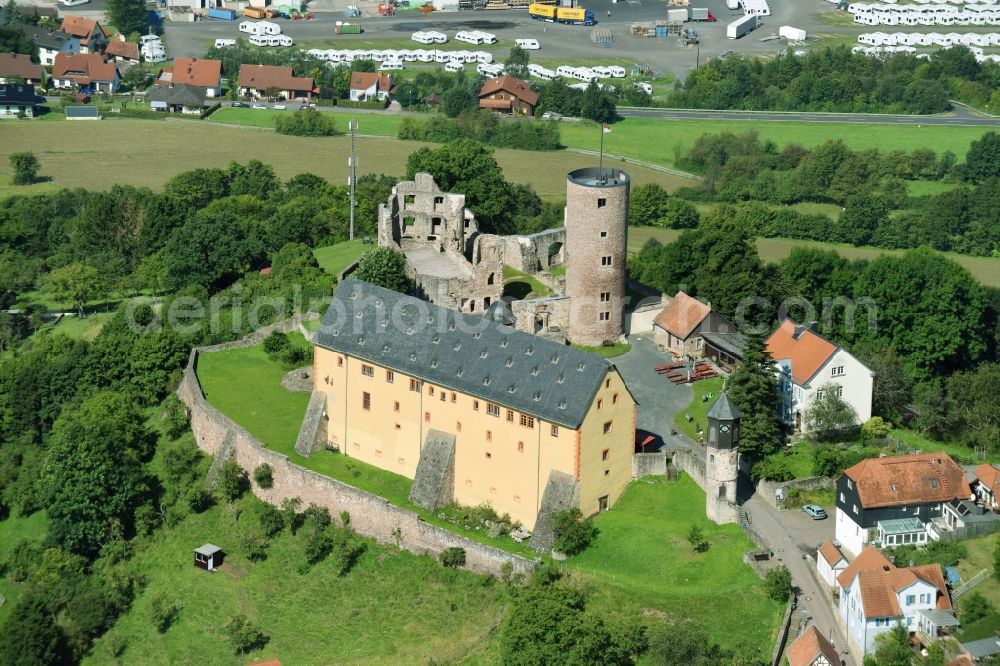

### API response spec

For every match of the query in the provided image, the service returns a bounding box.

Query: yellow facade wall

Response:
[313,346,636,528]
[576,368,637,516]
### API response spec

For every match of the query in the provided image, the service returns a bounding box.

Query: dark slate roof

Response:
[314,279,611,429]
[700,330,746,359]
[65,105,99,118]
[964,636,1000,659]
[707,392,741,421]
[21,25,75,50]
[147,83,207,107]
[0,83,41,106]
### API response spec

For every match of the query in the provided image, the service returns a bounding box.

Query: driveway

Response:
[744,496,856,666]
[614,334,694,450]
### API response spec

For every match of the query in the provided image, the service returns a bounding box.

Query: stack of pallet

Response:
[485,0,509,9]
[509,0,531,7]
[630,22,656,37]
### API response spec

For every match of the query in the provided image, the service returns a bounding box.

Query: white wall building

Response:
[816,540,848,588]
[766,319,874,433]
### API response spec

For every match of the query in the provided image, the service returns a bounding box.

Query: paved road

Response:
[745,495,856,666]
[619,106,1000,127]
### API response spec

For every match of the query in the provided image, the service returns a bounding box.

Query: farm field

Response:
[0,120,695,200]
[560,118,995,168]
[627,227,1000,288]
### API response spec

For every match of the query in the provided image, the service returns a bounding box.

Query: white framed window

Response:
[831,366,845,377]
[836,385,844,397]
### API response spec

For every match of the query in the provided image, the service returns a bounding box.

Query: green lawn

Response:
[0,511,49,626]
[568,475,784,658]
[560,118,994,170]
[908,180,963,198]
[571,343,632,358]
[770,442,818,480]
[627,227,1000,289]
[889,428,1000,465]
[672,377,725,442]
[196,335,313,449]
[953,533,1000,642]
[208,108,405,138]
[84,494,507,666]
[502,265,553,299]
[207,107,287,128]
[313,240,370,277]
[43,312,114,342]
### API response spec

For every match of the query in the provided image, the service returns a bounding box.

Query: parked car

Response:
[231,101,248,107]
[273,104,286,110]
[802,504,827,520]
[252,103,267,109]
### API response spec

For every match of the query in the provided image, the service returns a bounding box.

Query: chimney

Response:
[808,320,818,332]
[793,325,805,339]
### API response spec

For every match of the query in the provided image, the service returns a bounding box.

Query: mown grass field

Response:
[0,120,694,200]
[560,118,994,168]
[313,239,369,277]
[673,377,725,442]
[627,227,1000,288]
[568,475,785,657]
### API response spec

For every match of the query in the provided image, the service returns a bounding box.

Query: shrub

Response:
[223,614,269,654]
[10,152,40,185]
[281,497,303,533]
[751,455,795,482]
[256,503,284,537]
[764,566,792,602]
[861,416,892,441]
[551,508,599,556]
[304,529,333,565]
[330,529,366,576]
[686,524,710,552]
[440,547,466,568]
[253,463,274,489]
[186,487,213,513]
[160,395,189,440]
[303,504,332,531]
[149,591,178,633]
[241,533,269,562]
[962,591,994,624]
[216,461,248,503]
[275,109,337,137]
[262,331,289,354]
[340,510,351,527]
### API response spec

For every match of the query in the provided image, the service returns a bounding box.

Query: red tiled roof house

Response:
[834,451,975,556]
[59,15,107,54]
[816,539,848,589]
[478,75,538,116]
[786,625,840,666]
[652,291,734,360]
[349,71,392,102]
[104,38,140,65]
[237,64,313,101]
[52,53,119,93]
[765,318,873,433]
[837,545,956,658]
[156,58,222,98]
[0,53,47,88]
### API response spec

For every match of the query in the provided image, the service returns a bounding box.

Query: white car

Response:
[444,60,464,72]
[59,0,90,6]
[252,104,267,109]
[634,82,653,95]
[273,104,287,110]
[515,38,540,50]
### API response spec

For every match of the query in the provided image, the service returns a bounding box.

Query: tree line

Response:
[630,224,1000,456]
[666,45,1000,114]
[398,109,562,151]
[673,130,1000,256]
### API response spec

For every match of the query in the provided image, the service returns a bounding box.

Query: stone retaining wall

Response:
[758,476,835,510]
[178,333,536,578]
[632,452,668,478]
[672,449,707,492]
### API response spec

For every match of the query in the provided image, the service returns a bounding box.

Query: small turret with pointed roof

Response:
[707,392,741,422]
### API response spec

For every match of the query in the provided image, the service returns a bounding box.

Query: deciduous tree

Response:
[353,246,409,293]
[9,151,39,185]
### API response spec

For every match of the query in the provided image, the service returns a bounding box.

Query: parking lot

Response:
[164,0,856,81]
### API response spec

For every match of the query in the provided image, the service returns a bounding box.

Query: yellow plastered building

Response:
[312,279,638,529]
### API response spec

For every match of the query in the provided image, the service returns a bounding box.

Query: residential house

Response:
[349,71,392,102]
[786,625,841,666]
[834,452,973,556]
[0,53,46,88]
[59,16,107,54]
[312,279,639,530]
[973,463,1000,510]
[20,25,80,66]
[147,83,207,114]
[52,53,120,93]
[766,318,874,433]
[817,539,849,589]
[237,64,313,100]
[0,83,42,118]
[478,75,538,116]
[156,58,222,98]
[652,291,734,360]
[104,38,140,66]
[837,546,956,657]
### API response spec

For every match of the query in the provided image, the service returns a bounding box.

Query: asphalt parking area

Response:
[613,334,693,449]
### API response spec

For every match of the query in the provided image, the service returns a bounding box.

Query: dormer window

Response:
[379,319,388,328]
[577,363,585,371]
[480,350,488,359]
[890,484,896,492]
[930,479,938,488]
[500,338,508,348]
[482,376,491,386]
[473,331,481,339]
[453,342,461,351]
[556,375,564,384]
[430,359,438,368]
[357,336,365,345]
[533,392,541,401]
[406,327,414,335]
[432,335,440,344]
[507,385,515,393]
[559,399,566,409]
[531,367,539,376]
[551,354,559,364]
[456,367,464,377]
[505,357,513,367]
[525,346,533,356]
[383,344,390,353]
[448,321,456,331]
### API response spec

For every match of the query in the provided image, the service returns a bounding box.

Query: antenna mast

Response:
[349,118,358,241]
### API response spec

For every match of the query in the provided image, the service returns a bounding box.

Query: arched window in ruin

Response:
[487,273,495,285]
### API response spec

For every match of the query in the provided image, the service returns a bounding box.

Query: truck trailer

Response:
[529,3,595,25]
[666,8,687,22]
[727,14,758,38]
[688,7,717,21]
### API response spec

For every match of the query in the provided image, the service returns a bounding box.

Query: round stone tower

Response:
[705,392,741,525]
[564,167,629,347]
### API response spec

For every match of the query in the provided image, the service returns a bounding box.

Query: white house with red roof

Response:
[816,539,848,588]
[765,318,873,433]
[837,545,956,658]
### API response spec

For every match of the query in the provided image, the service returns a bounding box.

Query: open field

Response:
[0,120,695,200]
[561,118,995,168]
[84,493,507,666]
[568,475,785,657]
[627,227,1000,288]
[208,108,408,138]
